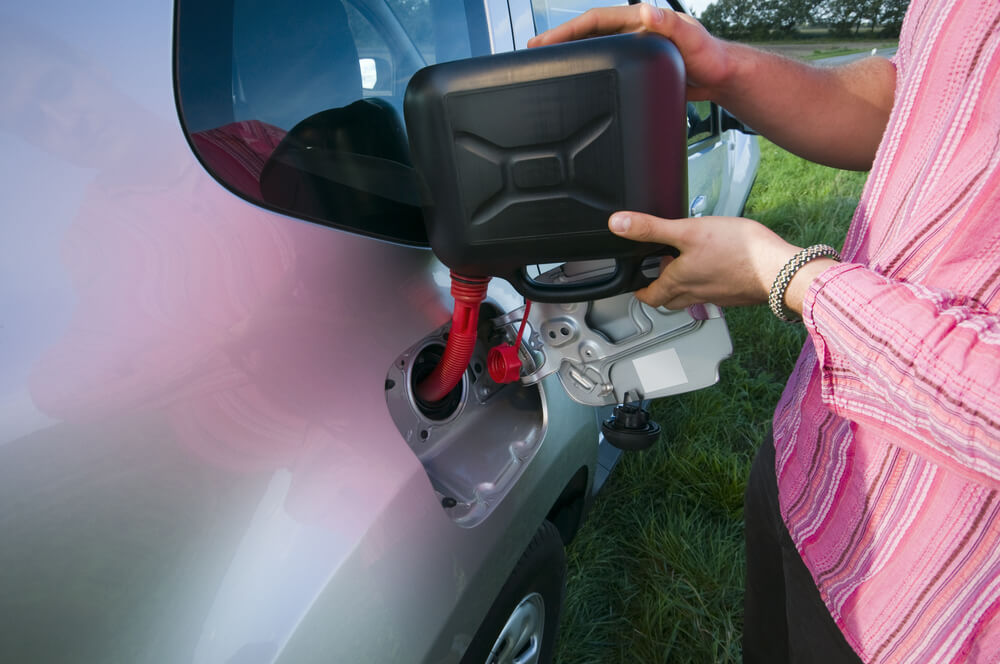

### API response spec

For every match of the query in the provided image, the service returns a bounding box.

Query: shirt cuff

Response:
[801,261,867,331]
[800,262,875,399]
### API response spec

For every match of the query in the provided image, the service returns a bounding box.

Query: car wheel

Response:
[461,520,566,664]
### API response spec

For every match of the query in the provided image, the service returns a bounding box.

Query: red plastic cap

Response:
[488,344,522,384]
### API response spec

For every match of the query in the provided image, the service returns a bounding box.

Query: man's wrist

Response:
[713,41,763,108]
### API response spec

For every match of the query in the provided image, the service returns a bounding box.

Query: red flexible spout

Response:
[415,272,491,404]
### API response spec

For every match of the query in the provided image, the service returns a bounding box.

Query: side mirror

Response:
[720,108,758,135]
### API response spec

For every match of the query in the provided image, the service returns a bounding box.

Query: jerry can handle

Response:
[509,257,653,303]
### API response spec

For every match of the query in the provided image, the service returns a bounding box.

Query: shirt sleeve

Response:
[803,262,1000,487]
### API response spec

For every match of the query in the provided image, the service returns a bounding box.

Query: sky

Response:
[685,0,712,17]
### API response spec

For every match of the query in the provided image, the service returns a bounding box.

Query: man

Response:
[531,2,1000,662]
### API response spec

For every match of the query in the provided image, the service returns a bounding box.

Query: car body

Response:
[0,0,758,662]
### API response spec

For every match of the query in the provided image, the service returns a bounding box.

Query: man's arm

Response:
[529,3,895,171]
[803,263,1000,489]
[716,46,895,171]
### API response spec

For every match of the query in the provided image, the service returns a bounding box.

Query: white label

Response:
[632,347,689,394]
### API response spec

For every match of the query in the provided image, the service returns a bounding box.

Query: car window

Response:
[344,4,390,92]
[687,100,717,145]
[530,0,628,33]
[175,0,490,246]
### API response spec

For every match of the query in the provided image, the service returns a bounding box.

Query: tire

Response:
[460,520,567,664]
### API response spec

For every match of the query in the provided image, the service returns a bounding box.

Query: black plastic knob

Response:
[601,400,661,451]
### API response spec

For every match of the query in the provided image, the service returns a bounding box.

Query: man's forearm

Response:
[713,43,896,171]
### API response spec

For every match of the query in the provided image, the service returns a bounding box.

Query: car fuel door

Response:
[508,261,732,407]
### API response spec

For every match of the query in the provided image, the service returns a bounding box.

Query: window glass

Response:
[175,0,489,245]
[344,5,395,96]
[386,0,459,64]
[686,100,716,145]
[385,0,432,57]
[530,0,628,34]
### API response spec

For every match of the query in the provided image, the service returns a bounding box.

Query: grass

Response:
[554,141,868,663]
[802,46,876,60]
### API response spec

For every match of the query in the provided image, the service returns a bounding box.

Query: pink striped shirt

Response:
[773,1,1000,661]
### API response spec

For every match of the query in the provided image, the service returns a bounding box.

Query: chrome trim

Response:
[508,0,536,50]
[484,0,516,53]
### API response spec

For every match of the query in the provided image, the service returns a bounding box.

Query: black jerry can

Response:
[404,32,687,303]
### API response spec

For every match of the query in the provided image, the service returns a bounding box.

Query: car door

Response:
[181,0,746,412]
[649,0,733,220]
[653,0,760,219]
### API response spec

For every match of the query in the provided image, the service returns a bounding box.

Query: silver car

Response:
[0,0,758,662]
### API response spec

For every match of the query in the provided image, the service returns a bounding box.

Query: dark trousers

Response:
[742,436,864,664]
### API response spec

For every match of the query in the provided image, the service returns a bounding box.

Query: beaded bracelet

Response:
[768,244,840,322]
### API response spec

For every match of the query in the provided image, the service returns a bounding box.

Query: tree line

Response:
[699,0,910,40]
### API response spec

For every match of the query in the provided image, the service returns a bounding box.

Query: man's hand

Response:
[527,3,732,101]
[608,212,820,312]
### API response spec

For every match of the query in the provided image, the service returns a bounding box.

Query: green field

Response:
[555,140,868,663]
[752,39,897,61]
